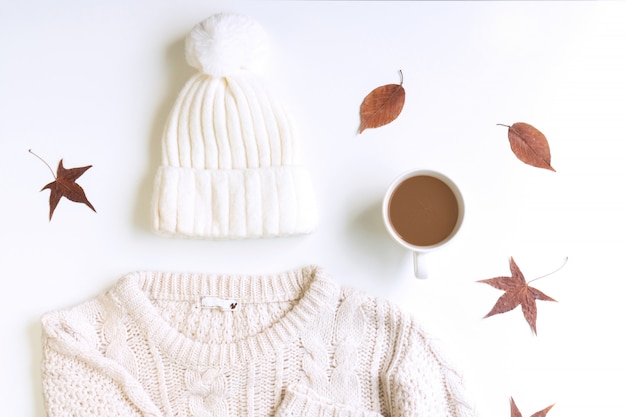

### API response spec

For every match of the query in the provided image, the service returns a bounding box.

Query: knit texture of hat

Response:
[151,13,318,239]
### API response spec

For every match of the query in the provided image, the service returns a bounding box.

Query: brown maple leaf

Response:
[497,122,555,171]
[30,150,96,220]
[478,257,558,335]
[511,397,554,417]
[358,70,406,133]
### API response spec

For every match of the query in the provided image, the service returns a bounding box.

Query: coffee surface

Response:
[388,175,459,246]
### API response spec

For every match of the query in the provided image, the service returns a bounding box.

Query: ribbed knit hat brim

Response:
[152,164,318,239]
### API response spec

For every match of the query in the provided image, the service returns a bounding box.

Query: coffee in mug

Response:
[383,170,464,278]
[387,175,459,246]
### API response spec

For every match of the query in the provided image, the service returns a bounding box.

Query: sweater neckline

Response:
[114,265,339,367]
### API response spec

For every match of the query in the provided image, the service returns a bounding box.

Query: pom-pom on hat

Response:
[151,13,318,239]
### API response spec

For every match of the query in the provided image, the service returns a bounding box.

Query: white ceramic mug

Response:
[382,169,464,279]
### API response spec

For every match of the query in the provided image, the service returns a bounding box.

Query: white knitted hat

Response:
[151,13,318,239]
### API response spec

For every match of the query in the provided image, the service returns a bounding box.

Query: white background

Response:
[2,1,626,416]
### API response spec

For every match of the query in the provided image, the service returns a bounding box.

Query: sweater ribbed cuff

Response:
[276,384,383,417]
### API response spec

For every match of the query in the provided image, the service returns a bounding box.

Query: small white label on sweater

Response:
[200,296,239,311]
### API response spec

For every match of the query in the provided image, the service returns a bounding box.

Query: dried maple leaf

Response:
[358,70,405,133]
[498,122,555,171]
[30,150,96,220]
[511,397,554,417]
[478,257,562,335]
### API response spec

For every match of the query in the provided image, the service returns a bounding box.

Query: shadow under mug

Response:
[382,169,465,279]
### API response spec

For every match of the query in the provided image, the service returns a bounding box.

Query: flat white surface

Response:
[2,1,626,415]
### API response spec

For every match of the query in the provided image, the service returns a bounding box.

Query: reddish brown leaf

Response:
[478,257,557,335]
[358,71,406,133]
[511,397,554,417]
[32,151,96,220]
[499,122,555,171]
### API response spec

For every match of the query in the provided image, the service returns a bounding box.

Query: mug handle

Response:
[413,251,429,279]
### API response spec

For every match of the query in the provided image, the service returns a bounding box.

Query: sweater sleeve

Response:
[42,347,145,417]
[41,307,160,417]
[385,316,476,417]
[275,384,384,417]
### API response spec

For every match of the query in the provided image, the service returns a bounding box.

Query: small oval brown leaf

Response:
[358,77,406,134]
[501,122,555,171]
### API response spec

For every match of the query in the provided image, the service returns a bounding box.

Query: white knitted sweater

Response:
[41,266,476,417]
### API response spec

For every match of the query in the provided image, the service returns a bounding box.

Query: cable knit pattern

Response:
[185,368,229,417]
[300,330,330,396]
[102,296,139,378]
[330,289,365,406]
[41,266,477,417]
[299,288,334,397]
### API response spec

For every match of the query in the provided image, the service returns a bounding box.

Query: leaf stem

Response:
[28,149,56,179]
[398,69,403,85]
[496,123,510,128]
[528,257,568,283]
